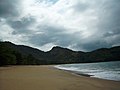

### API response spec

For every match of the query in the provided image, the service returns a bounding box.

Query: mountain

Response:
[0,41,120,66]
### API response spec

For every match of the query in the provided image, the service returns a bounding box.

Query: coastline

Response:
[54,66,120,82]
[54,67,92,77]
[0,65,120,90]
[54,61,120,81]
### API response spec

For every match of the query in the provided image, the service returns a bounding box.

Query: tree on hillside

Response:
[26,54,37,65]
[0,42,16,65]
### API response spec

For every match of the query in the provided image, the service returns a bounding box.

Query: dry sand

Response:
[0,65,120,90]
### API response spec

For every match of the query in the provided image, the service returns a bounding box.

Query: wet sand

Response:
[0,65,120,90]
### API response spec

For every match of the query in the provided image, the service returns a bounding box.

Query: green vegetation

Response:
[0,41,38,66]
[0,41,120,66]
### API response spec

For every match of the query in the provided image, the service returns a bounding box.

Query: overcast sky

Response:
[0,0,120,51]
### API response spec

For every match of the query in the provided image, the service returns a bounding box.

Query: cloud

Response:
[0,20,29,44]
[0,0,120,51]
[0,0,22,18]
[8,16,36,34]
[71,1,89,13]
[29,24,71,46]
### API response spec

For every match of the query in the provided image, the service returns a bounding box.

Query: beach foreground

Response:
[0,66,120,90]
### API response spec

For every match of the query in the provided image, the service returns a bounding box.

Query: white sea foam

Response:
[55,61,120,81]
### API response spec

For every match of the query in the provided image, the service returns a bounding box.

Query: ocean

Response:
[55,61,120,81]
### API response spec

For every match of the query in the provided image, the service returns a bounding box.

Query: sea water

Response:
[55,61,120,81]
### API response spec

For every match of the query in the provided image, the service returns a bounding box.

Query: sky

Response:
[0,0,120,51]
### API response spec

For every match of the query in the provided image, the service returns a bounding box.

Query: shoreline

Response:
[0,65,120,90]
[54,66,120,82]
[54,61,120,82]
[54,67,120,82]
[54,67,92,77]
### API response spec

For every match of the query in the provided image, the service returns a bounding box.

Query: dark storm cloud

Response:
[93,0,120,50]
[98,0,120,32]
[0,0,35,35]
[103,29,120,37]
[29,25,75,46]
[69,0,120,51]
[0,0,21,18]
[7,16,36,34]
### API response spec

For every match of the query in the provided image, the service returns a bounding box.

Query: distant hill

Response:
[0,41,120,66]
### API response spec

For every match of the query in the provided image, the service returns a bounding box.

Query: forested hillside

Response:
[0,41,120,66]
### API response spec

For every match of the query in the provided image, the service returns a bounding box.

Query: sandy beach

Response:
[0,66,120,90]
